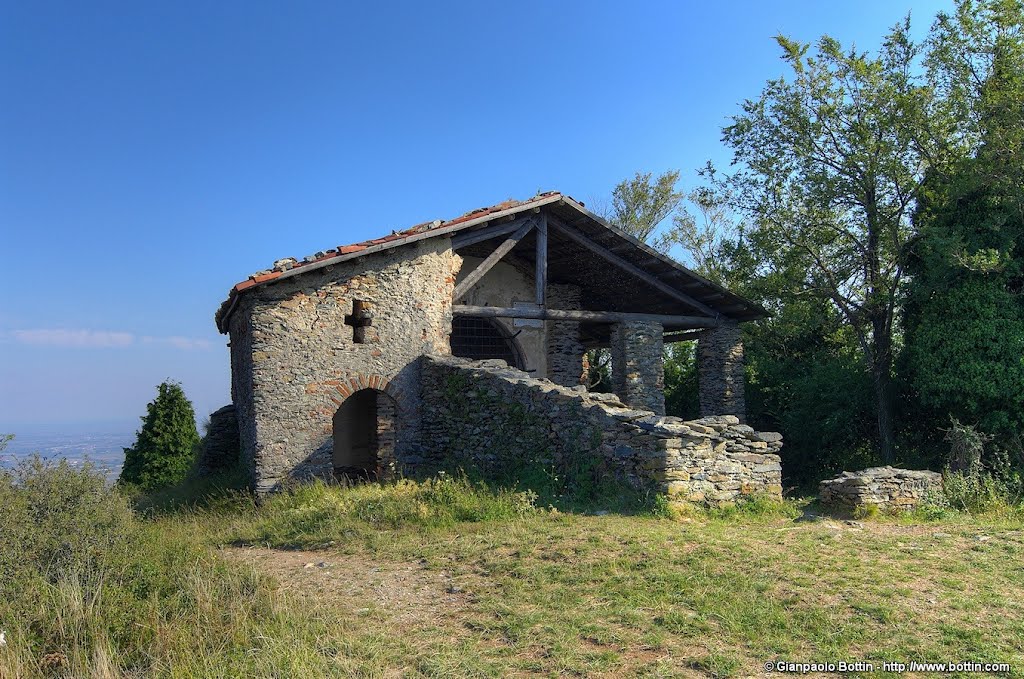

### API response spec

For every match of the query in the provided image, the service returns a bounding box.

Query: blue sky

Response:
[0,0,950,432]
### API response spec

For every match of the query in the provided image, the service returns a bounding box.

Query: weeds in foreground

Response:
[238,474,540,548]
[0,458,374,677]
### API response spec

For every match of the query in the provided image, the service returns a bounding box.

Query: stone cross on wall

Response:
[344,300,373,344]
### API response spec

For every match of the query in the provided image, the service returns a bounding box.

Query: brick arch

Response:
[331,372,407,415]
[329,372,405,481]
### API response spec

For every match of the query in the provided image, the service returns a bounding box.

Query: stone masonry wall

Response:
[610,320,665,415]
[546,283,585,387]
[228,300,257,488]
[195,404,241,476]
[820,467,943,512]
[419,356,783,506]
[228,238,460,494]
[698,321,746,421]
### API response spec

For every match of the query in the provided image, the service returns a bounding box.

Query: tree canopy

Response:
[904,0,1024,452]
[632,0,1024,482]
[605,171,683,243]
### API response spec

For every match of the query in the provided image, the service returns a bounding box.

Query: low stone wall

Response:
[819,466,942,511]
[196,405,241,476]
[419,356,783,506]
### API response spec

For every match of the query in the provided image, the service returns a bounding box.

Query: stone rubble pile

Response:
[819,466,943,511]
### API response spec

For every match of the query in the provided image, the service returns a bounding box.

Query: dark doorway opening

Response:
[450,316,525,369]
[332,388,396,481]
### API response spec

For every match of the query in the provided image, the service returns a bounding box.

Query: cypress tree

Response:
[119,381,201,491]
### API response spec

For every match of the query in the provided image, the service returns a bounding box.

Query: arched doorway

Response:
[450,316,525,369]
[332,388,397,481]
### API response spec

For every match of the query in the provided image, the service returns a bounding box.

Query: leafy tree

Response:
[591,170,685,395]
[119,381,200,491]
[663,342,699,419]
[714,23,938,463]
[605,170,683,243]
[692,220,880,485]
[743,292,878,486]
[656,165,745,285]
[903,0,1024,455]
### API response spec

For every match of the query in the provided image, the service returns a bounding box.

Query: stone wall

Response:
[195,404,241,476]
[546,283,584,387]
[227,238,460,494]
[228,300,257,487]
[698,321,746,421]
[819,467,943,511]
[610,320,665,415]
[419,355,783,506]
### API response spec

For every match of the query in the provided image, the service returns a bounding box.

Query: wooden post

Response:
[535,214,547,306]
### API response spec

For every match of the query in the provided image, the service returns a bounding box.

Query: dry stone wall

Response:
[419,355,783,506]
[819,467,943,511]
[227,238,460,494]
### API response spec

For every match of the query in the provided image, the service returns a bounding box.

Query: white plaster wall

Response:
[455,257,547,378]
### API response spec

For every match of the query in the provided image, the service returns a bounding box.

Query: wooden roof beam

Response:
[535,214,547,305]
[451,216,535,249]
[453,219,536,301]
[453,304,720,328]
[663,330,706,343]
[547,217,719,318]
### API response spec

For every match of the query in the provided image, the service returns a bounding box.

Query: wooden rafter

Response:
[452,219,536,301]
[663,330,706,343]
[450,216,535,249]
[547,218,719,318]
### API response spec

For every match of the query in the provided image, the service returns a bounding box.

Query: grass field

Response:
[2,465,1023,677]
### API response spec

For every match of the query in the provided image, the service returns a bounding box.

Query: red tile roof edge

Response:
[215,191,567,329]
[227,191,564,296]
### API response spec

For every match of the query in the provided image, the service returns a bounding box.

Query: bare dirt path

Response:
[222,546,476,628]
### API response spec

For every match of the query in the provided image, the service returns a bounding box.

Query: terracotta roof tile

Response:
[222,191,564,300]
[251,272,281,284]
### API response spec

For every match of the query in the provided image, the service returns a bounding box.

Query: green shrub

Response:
[0,456,136,594]
[941,469,1019,514]
[911,487,955,521]
[933,420,1023,514]
[852,503,881,520]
